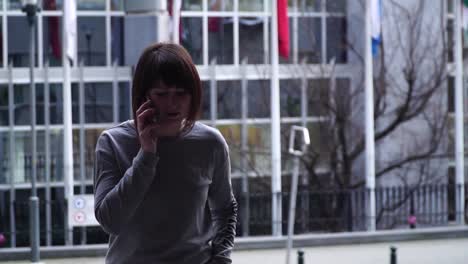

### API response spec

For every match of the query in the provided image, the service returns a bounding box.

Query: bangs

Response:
[132,43,202,134]
[143,48,195,91]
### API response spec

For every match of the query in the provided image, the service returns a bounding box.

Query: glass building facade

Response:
[0,0,349,246]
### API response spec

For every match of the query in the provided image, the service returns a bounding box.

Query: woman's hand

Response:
[136,99,160,153]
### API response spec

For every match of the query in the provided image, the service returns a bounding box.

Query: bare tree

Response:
[224,0,452,233]
[296,0,450,231]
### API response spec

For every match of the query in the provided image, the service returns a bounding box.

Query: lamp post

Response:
[21,0,41,263]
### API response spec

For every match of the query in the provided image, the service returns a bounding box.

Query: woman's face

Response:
[146,81,192,136]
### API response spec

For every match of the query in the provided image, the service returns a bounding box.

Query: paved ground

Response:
[3,237,468,264]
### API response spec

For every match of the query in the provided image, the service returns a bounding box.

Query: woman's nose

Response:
[167,93,179,107]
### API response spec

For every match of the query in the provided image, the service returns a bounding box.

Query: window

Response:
[7,0,21,10]
[239,17,265,64]
[239,0,263,12]
[0,86,8,126]
[209,0,233,11]
[181,17,203,65]
[14,84,44,125]
[71,83,113,124]
[43,16,63,67]
[8,17,38,67]
[326,0,346,13]
[217,80,241,119]
[298,17,322,64]
[208,17,234,64]
[77,0,105,11]
[43,0,62,11]
[111,0,124,11]
[182,0,202,11]
[248,80,270,118]
[119,82,131,122]
[111,17,125,66]
[326,17,347,63]
[448,76,454,113]
[280,79,302,117]
[77,17,106,66]
[307,79,329,117]
[201,81,211,120]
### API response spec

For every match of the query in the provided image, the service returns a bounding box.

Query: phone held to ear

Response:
[147,97,165,123]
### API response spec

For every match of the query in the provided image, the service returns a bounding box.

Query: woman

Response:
[94,42,238,264]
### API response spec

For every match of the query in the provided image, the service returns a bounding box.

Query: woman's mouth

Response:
[165,112,181,120]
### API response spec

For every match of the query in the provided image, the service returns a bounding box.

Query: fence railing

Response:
[0,183,466,248]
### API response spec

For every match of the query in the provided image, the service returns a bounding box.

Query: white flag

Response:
[64,0,77,63]
[370,0,382,55]
[462,1,468,47]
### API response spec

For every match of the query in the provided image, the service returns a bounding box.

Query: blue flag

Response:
[371,0,382,56]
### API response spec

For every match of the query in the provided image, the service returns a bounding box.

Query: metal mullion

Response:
[44,61,52,246]
[237,12,266,17]
[294,13,323,18]
[0,181,94,190]
[292,0,298,64]
[203,0,208,65]
[180,11,205,16]
[7,62,16,247]
[263,0,269,64]
[300,58,308,127]
[3,4,7,68]
[128,79,132,120]
[233,0,239,65]
[105,0,111,66]
[39,10,62,16]
[240,58,249,236]
[37,6,43,67]
[78,61,86,244]
[209,58,217,125]
[199,116,326,126]
[0,123,115,132]
[3,11,23,16]
[112,61,119,124]
[204,11,234,16]
[109,11,125,16]
[321,0,326,63]
[326,12,346,17]
[76,11,108,16]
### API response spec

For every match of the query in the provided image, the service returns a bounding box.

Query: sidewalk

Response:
[3,237,467,264]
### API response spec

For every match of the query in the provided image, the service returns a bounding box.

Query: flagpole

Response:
[22,1,41,261]
[62,0,76,245]
[365,0,376,231]
[172,0,181,44]
[454,0,465,225]
[270,0,282,236]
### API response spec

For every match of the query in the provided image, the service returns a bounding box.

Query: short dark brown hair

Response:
[132,42,202,132]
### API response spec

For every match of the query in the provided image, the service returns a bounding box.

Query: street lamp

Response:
[21,0,41,263]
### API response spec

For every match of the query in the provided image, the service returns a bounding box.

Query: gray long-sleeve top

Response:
[94,120,237,264]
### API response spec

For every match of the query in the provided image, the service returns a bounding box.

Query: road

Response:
[3,237,467,264]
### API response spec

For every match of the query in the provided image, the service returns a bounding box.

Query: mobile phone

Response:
[146,97,163,123]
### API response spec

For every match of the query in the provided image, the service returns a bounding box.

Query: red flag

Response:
[45,0,61,59]
[277,0,289,59]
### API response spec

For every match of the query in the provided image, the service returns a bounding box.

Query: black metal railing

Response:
[0,183,467,248]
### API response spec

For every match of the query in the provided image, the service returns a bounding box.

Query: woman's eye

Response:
[155,92,168,97]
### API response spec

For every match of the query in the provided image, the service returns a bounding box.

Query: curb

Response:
[1,226,467,261]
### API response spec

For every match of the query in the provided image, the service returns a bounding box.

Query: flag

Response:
[208,0,222,32]
[168,0,182,43]
[45,0,61,59]
[462,0,468,47]
[64,0,77,63]
[277,0,290,59]
[370,0,382,56]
